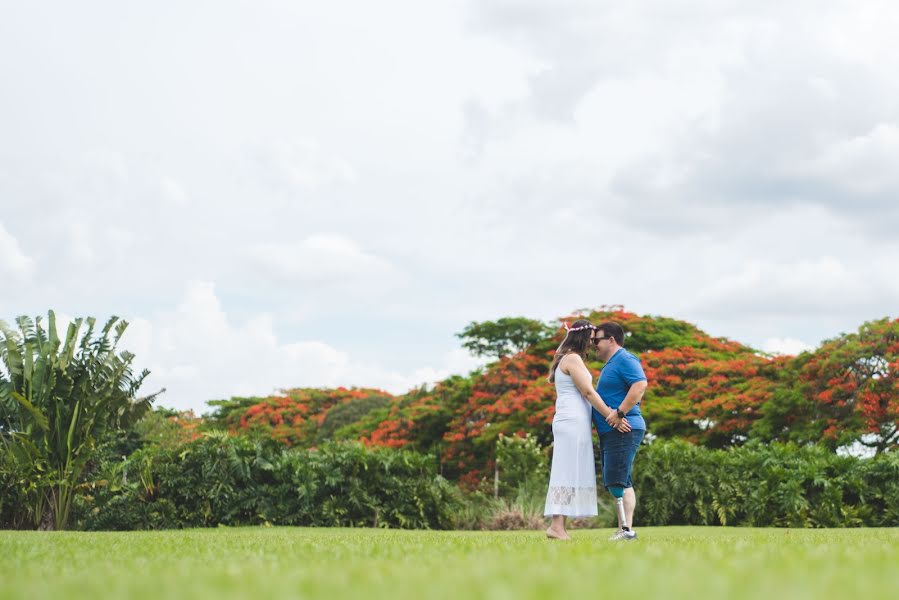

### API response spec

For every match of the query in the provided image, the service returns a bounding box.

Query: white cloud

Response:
[65,222,96,264]
[258,138,356,190]
[364,348,488,393]
[689,257,859,315]
[762,337,814,356]
[797,123,899,197]
[2,1,899,403]
[159,176,190,205]
[0,221,35,281]
[121,282,485,412]
[246,234,404,292]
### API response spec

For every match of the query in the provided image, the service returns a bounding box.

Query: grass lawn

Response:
[2,527,897,600]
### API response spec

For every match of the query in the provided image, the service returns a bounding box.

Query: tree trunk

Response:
[38,490,56,531]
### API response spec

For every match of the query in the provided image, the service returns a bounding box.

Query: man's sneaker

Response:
[608,529,637,541]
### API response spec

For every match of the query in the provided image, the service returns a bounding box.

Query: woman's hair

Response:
[547,319,595,383]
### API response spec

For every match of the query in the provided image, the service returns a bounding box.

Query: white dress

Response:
[543,365,598,517]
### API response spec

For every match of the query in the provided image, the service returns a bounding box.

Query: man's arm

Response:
[617,380,647,414]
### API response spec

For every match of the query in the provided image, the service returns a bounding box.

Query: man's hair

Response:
[597,322,625,346]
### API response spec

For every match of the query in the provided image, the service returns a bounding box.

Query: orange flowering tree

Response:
[686,354,789,447]
[753,318,899,453]
[206,387,394,447]
[584,309,773,447]
[345,376,474,455]
[199,309,897,486]
[440,352,554,484]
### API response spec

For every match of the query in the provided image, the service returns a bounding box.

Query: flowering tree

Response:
[205,309,899,486]
[208,387,395,447]
[795,319,898,453]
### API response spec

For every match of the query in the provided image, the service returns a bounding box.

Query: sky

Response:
[2,1,898,413]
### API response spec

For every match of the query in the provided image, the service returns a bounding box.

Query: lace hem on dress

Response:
[543,486,598,517]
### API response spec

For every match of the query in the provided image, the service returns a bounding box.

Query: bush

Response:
[60,436,899,531]
[859,450,899,527]
[0,448,32,529]
[79,434,462,530]
[496,433,548,498]
[634,440,899,527]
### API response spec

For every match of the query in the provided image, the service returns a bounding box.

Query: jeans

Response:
[599,428,645,489]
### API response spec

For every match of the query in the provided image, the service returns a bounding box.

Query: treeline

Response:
[4,435,896,530]
[3,308,897,530]
[203,309,899,484]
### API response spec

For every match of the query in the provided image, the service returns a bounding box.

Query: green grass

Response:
[2,527,898,600]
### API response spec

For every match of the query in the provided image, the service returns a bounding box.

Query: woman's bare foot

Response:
[545,526,571,540]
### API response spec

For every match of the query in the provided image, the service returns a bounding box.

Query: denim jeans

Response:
[599,428,645,489]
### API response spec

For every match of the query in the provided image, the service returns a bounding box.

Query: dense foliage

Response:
[455,317,554,359]
[636,440,899,527]
[205,310,899,485]
[206,387,394,447]
[0,312,161,529]
[3,307,897,531]
[57,436,899,530]
[77,434,461,530]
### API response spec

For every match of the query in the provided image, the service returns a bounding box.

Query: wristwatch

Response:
[616,409,625,419]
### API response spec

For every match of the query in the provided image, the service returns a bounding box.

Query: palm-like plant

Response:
[0,311,163,529]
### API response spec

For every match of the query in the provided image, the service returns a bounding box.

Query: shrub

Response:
[66,437,899,531]
[634,440,898,527]
[80,435,462,530]
[0,448,32,529]
[0,312,160,529]
[496,433,548,498]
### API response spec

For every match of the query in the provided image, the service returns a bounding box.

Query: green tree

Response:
[0,311,162,529]
[317,394,392,442]
[757,318,899,454]
[456,317,553,360]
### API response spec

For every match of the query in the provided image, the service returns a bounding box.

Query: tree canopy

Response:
[455,317,554,359]
[202,308,898,485]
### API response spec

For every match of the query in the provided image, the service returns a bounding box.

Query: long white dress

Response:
[543,365,598,517]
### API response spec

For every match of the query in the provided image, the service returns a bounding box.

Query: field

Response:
[2,527,897,600]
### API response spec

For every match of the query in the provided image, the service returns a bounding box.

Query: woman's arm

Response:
[561,354,630,429]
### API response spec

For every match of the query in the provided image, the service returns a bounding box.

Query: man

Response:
[590,322,648,541]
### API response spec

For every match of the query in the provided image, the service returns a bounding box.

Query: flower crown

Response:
[562,322,595,332]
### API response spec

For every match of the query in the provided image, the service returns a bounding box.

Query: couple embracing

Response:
[544,320,648,541]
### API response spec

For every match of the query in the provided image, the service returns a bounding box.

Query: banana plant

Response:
[0,311,163,530]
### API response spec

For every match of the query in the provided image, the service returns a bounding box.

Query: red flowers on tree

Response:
[204,310,898,487]
[796,318,899,453]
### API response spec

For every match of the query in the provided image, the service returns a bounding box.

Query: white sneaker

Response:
[608,529,637,541]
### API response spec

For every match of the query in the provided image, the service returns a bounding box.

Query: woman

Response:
[544,319,630,540]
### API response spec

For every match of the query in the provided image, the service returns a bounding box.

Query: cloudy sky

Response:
[2,1,898,413]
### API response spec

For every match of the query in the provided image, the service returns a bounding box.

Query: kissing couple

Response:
[543,320,648,541]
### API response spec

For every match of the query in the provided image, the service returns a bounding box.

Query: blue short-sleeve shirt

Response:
[592,348,647,434]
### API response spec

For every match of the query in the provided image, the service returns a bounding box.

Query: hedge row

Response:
[634,440,899,527]
[5,434,898,530]
[74,434,461,530]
